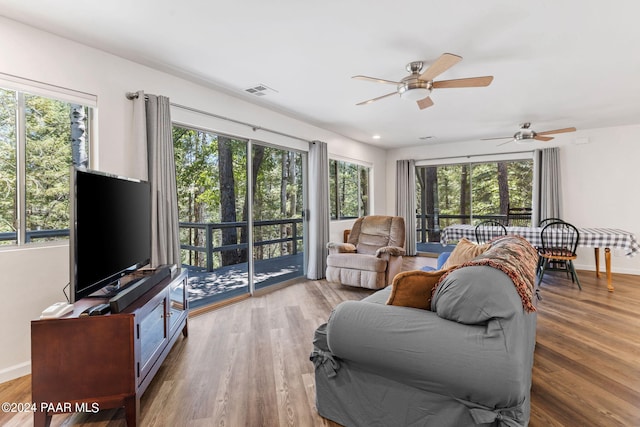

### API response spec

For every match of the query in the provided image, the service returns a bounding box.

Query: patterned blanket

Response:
[438,235,539,313]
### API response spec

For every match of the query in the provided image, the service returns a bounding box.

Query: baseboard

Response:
[573,263,640,276]
[0,361,30,384]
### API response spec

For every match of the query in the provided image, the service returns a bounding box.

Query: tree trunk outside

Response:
[192,131,206,268]
[460,165,469,224]
[417,167,427,243]
[70,104,88,167]
[425,166,438,242]
[497,162,510,222]
[218,136,239,266]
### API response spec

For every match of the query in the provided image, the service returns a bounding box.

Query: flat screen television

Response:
[69,167,151,303]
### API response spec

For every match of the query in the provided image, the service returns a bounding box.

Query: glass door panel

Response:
[251,144,305,290]
[173,127,249,309]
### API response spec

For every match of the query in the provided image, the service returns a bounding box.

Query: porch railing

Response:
[0,229,69,244]
[179,218,303,272]
[416,213,526,243]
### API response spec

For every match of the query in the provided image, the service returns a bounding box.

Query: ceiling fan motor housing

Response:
[398,65,433,100]
[398,75,433,101]
[514,122,536,141]
[514,129,536,141]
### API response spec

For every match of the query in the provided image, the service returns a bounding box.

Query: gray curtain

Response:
[396,159,416,256]
[307,140,330,279]
[144,93,181,267]
[532,147,562,226]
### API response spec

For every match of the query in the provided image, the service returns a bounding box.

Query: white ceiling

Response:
[2,0,640,149]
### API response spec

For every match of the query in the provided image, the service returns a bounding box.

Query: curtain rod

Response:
[415,149,535,163]
[126,92,311,143]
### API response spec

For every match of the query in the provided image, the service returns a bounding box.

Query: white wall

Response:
[386,125,640,275]
[0,16,387,382]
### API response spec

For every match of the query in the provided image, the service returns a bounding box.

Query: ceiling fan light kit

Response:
[398,81,431,101]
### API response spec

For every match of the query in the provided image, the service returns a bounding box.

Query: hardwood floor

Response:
[1,256,639,426]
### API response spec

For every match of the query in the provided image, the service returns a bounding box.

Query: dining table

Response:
[440,224,640,292]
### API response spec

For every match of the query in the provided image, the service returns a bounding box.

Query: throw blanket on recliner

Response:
[436,235,539,313]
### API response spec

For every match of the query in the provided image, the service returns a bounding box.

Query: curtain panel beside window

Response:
[396,159,416,256]
[533,147,562,226]
[132,91,181,267]
[307,140,330,279]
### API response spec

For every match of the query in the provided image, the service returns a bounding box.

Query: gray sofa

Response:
[312,236,538,427]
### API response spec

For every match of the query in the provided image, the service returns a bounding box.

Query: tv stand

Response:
[31,269,188,427]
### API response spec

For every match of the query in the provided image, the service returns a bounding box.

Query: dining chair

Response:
[474,220,507,244]
[537,221,581,290]
[538,217,564,227]
[536,218,566,273]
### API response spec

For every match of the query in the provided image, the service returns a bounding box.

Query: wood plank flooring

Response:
[1,256,639,426]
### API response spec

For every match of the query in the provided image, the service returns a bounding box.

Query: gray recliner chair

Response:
[325,215,405,289]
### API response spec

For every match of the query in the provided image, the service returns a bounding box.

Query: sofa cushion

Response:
[326,253,388,272]
[386,269,450,310]
[441,238,490,269]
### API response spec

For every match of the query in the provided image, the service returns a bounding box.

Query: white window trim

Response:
[1,76,96,247]
[0,72,97,107]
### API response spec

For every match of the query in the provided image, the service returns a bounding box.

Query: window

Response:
[329,159,370,220]
[0,85,92,245]
[415,158,533,244]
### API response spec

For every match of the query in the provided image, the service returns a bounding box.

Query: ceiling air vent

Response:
[244,84,278,97]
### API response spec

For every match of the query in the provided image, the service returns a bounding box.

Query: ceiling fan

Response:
[353,53,493,110]
[483,122,577,145]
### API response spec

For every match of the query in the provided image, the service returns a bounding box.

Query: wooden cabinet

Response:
[31,269,188,427]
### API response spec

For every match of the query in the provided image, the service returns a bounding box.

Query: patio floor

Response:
[184,253,304,309]
[416,241,457,254]
[185,245,454,309]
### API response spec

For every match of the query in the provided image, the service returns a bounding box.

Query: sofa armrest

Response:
[375,245,405,258]
[326,242,357,254]
[326,300,527,410]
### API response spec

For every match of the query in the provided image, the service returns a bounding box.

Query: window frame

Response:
[415,152,534,243]
[329,157,371,221]
[0,75,96,247]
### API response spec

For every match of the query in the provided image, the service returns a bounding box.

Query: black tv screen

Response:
[70,167,151,302]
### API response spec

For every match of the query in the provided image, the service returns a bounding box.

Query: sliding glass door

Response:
[173,127,250,309]
[251,143,306,290]
[173,126,307,308]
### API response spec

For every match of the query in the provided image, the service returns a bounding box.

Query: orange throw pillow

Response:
[386,269,450,310]
[441,237,491,270]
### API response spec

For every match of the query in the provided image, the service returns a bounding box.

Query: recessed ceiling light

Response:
[419,136,434,140]
[372,135,381,140]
